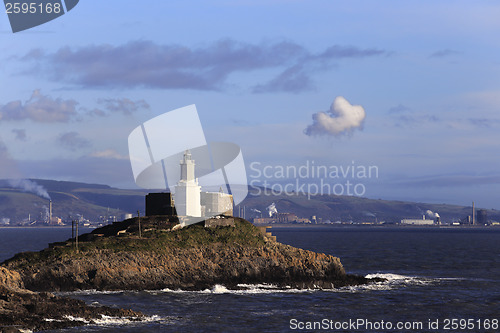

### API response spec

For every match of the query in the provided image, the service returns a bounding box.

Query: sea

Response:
[0,226,499,333]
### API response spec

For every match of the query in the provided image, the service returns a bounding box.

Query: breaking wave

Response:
[60,273,459,298]
[158,274,452,294]
[333,272,457,292]
[158,283,314,295]
[60,314,163,326]
[56,289,126,296]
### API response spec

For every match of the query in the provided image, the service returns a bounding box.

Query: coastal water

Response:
[1,226,499,332]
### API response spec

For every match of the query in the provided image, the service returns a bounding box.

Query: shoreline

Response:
[1,223,498,229]
[0,226,94,229]
[2,217,373,292]
[254,223,499,229]
[0,217,378,330]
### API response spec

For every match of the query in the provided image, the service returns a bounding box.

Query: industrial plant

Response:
[252,203,312,224]
[401,215,438,226]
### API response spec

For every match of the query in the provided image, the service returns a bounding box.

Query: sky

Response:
[1,0,500,209]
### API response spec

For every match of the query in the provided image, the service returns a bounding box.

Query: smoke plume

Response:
[426,210,440,219]
[266,203,278,217]
[304,96,366,137]
[7,179,50,200]
[41,205,49,221]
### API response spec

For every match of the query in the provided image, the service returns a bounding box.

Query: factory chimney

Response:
[49,200,53,224]
[472,201,475,225]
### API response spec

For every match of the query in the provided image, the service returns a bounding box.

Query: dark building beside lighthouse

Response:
[145,193,176,216]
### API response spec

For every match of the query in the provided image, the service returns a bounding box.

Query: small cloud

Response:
[317,45,387,59]
[429,49,461,58]
[388,104,412,114]
[0,91,151,121]
[468,118,500,128]
[387,103,443,128]
[86,108,107,117]
[57,131,91,151]
[390,112,500,130]
[98,98,150,115]
[20,48,45,60]
[230,118,253,126]
[391,113,442,128]
[90,149,129,160]
[87,98,150,117]
[12,129,27,141]
[304,96,366,137]
[393,114,417,126]
[426,115,441,123]
[393,173,500,188]
[0,90,78,123]
[253,65,314,94]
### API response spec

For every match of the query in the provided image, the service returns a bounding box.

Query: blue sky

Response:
[1,1,500,209]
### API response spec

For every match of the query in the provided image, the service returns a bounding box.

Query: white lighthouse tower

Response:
[174,150,201,217]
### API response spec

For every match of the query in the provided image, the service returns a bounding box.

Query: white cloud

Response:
[90,149,129,160]
[304,96,366,137]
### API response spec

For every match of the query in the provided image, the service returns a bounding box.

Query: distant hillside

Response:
[0,179,498,224]
[0,179,148,224]
[237,186,500,224]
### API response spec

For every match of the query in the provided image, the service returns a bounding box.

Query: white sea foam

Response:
[365,272,437,285]
[353,273,443,291]
[62,314,163,326]
[234,284,313,294]
[159,283,313,295]
[56,289,126,296]
[93,314,162,325]
[237,283,279,289]
[61,273,458,298]
[44,318,60,322]
[159,278,423,295]
[208,284,230,294]
[59,277,439,296]
[309,272,460,293]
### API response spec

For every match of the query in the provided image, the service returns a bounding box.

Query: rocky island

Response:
[1,216,379,331]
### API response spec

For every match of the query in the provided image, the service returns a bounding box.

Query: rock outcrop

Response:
[3,218,374,292]
[0,266,143,332]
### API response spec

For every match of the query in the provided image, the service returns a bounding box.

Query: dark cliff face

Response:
[0,267,143,332]
[2,218,370,292]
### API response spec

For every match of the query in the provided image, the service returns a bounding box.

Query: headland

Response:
[0,216,380,331]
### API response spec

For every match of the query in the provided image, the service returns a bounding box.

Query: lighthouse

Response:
[174,150,202,217]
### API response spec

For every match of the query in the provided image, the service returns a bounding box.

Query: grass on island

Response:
[2,217,267,268]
